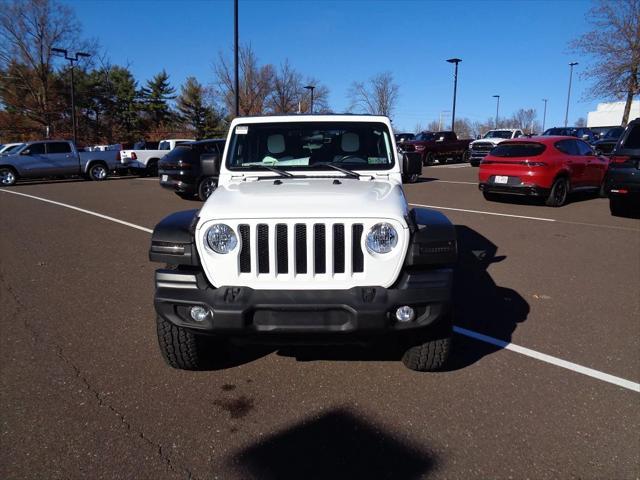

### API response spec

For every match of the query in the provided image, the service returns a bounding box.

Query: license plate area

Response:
[161,174,168,182]
[494,175,509,184]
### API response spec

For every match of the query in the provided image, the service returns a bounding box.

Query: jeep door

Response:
[46,141,77,175]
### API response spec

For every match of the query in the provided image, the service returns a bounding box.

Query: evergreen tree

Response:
[141,69,176,128]
[176,76,221,138]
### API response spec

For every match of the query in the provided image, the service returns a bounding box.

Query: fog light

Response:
[189,306,209,322]
[395,306,415,322]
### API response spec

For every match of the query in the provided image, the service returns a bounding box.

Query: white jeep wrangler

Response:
[149,115,456,371]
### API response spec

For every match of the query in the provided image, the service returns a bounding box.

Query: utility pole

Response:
[52,47,91,145]
[446,58,462,131]
[493,95,500,128]
[564,62,578,127]
[542,98,548,132]
[234,0,240,117]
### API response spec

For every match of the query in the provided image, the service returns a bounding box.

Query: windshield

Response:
[483,130,513,139]
[414,132,437,141]
[604,127,623,139]
[227,121,395,171]
[491,142,546,157]
[543,128,574,136]
[2,144,24,154]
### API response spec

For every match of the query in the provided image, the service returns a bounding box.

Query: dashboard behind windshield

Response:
[226,122,395,171]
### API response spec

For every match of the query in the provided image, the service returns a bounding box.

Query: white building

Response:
[587,100,639,128]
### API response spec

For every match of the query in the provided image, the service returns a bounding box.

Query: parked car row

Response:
[398,130,473,165]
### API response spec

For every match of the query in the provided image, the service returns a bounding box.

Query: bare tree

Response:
[299,77,330,114]
[214,44,274,117]
[348,71,399,119]
[0,0,94,136]
[426,120,440,131]
[265,63,330,114]
[512,108,538,133]
[571,0,640,125]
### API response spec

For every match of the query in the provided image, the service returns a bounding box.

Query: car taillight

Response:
[610,155,630,163]
[131,152,137,160]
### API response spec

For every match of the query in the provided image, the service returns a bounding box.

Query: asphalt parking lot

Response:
[1,164,638,479]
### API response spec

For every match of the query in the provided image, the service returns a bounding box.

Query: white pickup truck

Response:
[469,129,524,166]
[120,138,194,176]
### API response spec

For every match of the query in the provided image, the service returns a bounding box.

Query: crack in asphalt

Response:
[0,270,199,480]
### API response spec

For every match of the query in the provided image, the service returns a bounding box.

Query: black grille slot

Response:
[295,224,307,274]
[352,224,364,273]
[239,224,251,273]
[333,224,345,273]
[276,224,288,274]
[257,224,269,273]
[314,224,326,274]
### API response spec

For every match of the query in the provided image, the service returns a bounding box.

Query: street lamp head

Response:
[76,52,91,58]
[446,58,462,64]
[493,94,500,98]
[304,85,315,91]
[569,62,578,67]
[51,47,67,55]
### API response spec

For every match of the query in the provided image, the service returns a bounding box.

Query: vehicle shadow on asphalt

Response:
[227,407,436,480]
[486,190,602,207]
[10,175,142,187]
[444,225,530,371]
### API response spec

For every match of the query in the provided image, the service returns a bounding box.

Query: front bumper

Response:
[154,268,453,336]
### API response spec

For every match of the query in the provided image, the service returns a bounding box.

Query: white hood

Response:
[470,137,508,147]
[199,177,409,222]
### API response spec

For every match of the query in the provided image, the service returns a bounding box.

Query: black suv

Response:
[158,139,225,201]
[605,118,640,217]
[593,126,624,156]
[542,127,597,144]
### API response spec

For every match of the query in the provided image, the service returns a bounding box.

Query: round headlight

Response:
[366,222,398,254]
[206,224,237,254]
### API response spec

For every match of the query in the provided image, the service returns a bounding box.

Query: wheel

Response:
[403,173,419,184]
[609,196,629,216]
[423,152,435,166]
[401,336,452,371]
[461,150,470,163]
[545,177,569,207]
[145,160,158,177]
[598,175,608,198]
[88,162,108,181]
[482,191,500,202]
[0,167,17,186]
[197,176,218,201]
[156,314,207,370]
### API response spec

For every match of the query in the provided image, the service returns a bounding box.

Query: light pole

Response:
[52,47,90,145]
[542,98,548,132]
[446,58,461,132]
[564,62,578,127]
[304,85,315,113]
[492,95,500,128]
[234,0,239,117]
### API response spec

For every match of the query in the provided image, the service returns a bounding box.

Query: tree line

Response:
[1,0,637,144]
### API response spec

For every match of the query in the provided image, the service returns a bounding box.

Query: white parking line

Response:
[454,327,639,392]
[1,188,638,393]
[409,202,556,222]
[0,189,153,233]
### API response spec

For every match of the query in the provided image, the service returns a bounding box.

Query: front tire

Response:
[403,173,419,184]
[144,160,159,177]
[0,167,17,186]
[156,315,206,370]
[88,162,108,181]
[423,152,435,166]
[461,150,470,163]
[197,176,218,201]
[401,336,451,371]
[545,177,569,207]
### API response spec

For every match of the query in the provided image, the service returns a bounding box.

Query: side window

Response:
[555,139,578,155]
[47,142,72,154]
[622,124,640,149]
[576,140,593,156]
[158,141,170,150]
[25,143,46,155]
[514,131,522,138]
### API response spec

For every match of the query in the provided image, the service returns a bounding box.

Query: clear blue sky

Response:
[69,0,602,131]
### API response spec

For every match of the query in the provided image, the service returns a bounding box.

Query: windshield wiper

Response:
[243,164,293,178]
[311,163,360,179]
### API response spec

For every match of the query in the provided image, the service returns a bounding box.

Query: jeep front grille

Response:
[237,222,364,276]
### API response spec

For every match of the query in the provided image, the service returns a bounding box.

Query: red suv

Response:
[478,136,609,207]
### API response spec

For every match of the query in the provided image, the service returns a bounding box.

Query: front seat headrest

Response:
[341,132,359,152]
[267,134,285,154]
